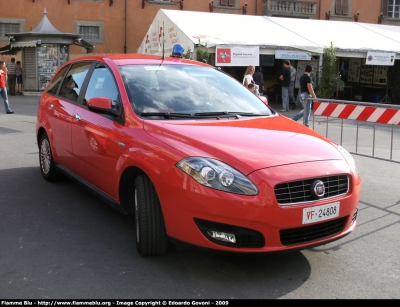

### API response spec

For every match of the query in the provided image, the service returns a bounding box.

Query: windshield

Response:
[119,64,273,118]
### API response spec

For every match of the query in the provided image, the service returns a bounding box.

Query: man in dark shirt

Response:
[253,66,264,96]
[279,60,291,112]
[289,61,296,106]
[292,64,317,127]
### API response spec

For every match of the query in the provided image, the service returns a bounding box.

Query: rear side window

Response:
[59,62,92,102]
[47,66,69,95]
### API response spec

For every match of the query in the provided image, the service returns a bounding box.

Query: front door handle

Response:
[74,113,81,120]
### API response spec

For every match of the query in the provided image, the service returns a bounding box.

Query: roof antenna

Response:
[161,21,165,60]
[156,21,165,75]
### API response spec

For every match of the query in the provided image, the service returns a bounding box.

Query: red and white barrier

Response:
[313,101,400,125]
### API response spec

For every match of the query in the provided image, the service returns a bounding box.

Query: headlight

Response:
[176,157,258,195]
[337,145,358,178]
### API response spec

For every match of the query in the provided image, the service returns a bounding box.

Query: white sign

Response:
[275,50,312,61]
[215,46,259,66]
[366,52,396,66]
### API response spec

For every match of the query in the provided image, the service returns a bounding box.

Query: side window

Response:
[59,62,92,102]
[382,0,400,18]
[84,63,120,109]
[47,66,69,95]
[333,0,350,16]
[75,21,104,44]
[220,0,236,6]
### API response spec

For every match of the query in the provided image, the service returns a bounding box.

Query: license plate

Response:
[302,202,340,224]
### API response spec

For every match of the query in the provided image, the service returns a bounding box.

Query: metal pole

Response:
[340,118,343,146]
[326,115,328,138]
[390,125,394,160]
[372,123,376,157]
[356,120,359,153]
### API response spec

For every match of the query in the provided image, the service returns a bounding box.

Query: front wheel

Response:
[39,133,59,182]
[134,174,169,256]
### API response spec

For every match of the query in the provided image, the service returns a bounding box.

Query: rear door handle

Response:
[74,113,81,120]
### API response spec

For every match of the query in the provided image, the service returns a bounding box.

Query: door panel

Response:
[72,63,124,199]
[46,96,76,171]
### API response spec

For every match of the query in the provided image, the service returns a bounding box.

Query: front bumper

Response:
[158,160,361,253]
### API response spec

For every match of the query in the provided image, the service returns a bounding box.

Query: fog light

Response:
[351,207,358,225]
[207,231,236,243]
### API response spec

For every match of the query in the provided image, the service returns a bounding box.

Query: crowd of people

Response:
[242,61,316,128]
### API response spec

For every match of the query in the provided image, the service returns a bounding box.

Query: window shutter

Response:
[382,0,388,17]
[220,0,228,6]
[228,0,235,6]
[342,0,349,15]
[335,0,343,14]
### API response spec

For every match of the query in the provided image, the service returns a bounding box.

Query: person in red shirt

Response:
[0,61,14,114]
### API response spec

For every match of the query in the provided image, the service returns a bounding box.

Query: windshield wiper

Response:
[140,112,194,119]
[139,111,270,119]
[194,111,270,117]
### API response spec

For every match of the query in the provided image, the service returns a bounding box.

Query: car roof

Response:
[62,53,211,67]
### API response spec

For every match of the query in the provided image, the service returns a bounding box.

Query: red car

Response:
[36,47,360,256]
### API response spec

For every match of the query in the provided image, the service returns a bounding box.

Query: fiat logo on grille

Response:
[311,180,325,199]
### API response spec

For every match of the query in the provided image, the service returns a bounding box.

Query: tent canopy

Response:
[138,9,400,59]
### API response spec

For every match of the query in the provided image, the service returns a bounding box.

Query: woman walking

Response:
[0,61,14,114]
[243,65,259,95]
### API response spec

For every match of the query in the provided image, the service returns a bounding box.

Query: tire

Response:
[39,133,59,182]
[134,174,169,256]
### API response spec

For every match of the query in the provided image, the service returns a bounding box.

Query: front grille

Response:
[194,218,265,248]
[274,175,349,205]
[280,217,347,245]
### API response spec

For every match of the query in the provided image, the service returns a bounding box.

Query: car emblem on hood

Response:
[311,180,325,199]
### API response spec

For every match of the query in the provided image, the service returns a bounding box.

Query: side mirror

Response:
[87,97,118,116]
[87,97,112,109]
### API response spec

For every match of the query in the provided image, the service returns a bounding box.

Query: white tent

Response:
[138,9,400,59]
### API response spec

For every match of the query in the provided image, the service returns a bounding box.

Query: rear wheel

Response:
[134,174,168,256]
[39,133,59,182]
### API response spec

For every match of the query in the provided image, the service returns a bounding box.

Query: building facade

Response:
[1,0,399,101]
[1,0,399,61]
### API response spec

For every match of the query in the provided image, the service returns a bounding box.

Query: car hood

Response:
[143,116,344,175]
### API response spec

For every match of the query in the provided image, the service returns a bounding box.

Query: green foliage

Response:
[196,41,215,66]
[183,47,192,59]
[182,40,215,66]
[316,42,345,98]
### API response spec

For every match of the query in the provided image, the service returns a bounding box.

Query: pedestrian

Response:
[292,64,316,128]
[288,60,296,107]
[6,57,17,96]
[248,83,258,96]
[0,61,14,114]
[279,60,291,112]
[16,61,23,94]
[243,65,259,95]
[253,66,265,96]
